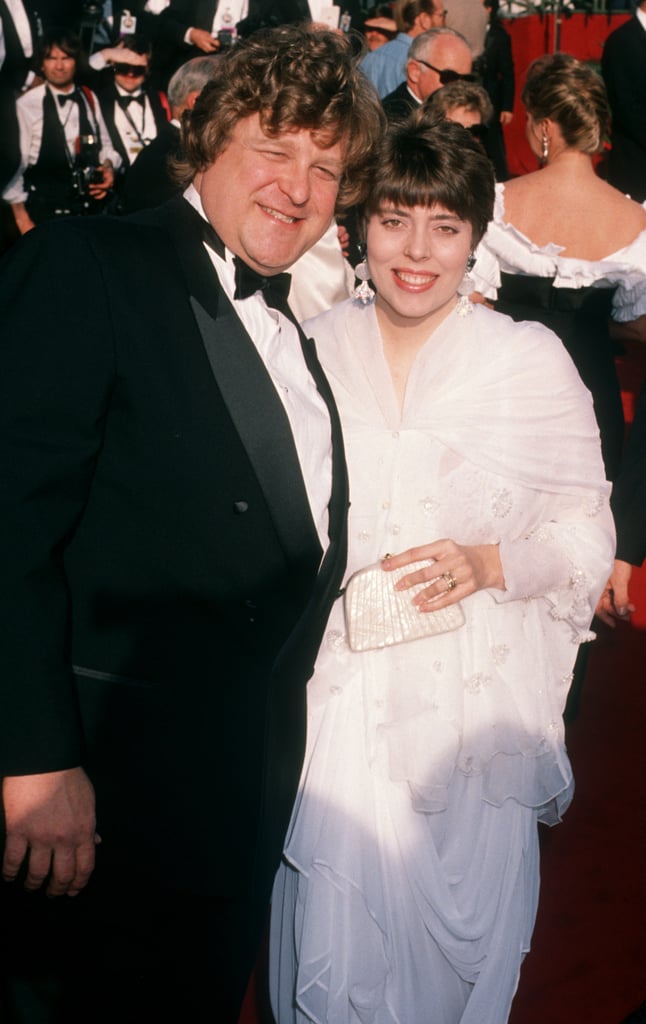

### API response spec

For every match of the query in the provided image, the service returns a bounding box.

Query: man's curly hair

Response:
[173,25,385,213]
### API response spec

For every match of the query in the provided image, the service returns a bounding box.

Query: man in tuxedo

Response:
[0,24,382,1023]
[2,28,119,234]
[360,0,446,99]
[0,0,37,168]
[120,52,220,213]
[88,33,172,202]
[602,0,646,203]
[478,0,514,180]
[157,0,308,77]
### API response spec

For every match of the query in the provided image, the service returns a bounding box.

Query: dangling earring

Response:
[456,252,475,316]
[541,128,549,164]
[353,243,375,305]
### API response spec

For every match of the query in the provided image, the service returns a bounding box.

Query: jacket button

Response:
[233,500,249,514]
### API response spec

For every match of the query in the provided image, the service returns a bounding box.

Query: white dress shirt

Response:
[3,0,32,57]
[307,2,341,29]
[210,0,248,33]
[113,83,159,162]
[184,184,333,553]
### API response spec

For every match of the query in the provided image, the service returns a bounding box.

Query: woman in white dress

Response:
[472,53,646,484]
[270,119,615,1024]
[472,53,646,704]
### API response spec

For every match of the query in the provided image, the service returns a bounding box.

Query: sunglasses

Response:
[415,59,475,84]
[113,63,147,75]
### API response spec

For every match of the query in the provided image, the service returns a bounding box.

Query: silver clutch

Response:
[344,559,465,652]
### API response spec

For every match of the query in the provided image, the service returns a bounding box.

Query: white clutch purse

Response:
[344,559,465,652]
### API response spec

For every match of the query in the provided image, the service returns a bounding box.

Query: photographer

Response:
[88,34,172,192]
[156,0,310,77]
[2,29,120,235]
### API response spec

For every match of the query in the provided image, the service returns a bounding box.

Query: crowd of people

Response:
[1,4,645,1024]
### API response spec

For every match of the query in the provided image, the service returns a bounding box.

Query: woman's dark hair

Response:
[363,118,495,245]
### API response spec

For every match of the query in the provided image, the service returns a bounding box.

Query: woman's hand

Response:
[382,539,505,612]
[609,315,646,346]
[595,559,635,627]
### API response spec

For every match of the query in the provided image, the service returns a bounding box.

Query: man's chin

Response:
[245,246,312,276]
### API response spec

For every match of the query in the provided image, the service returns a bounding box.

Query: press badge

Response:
[120,10,137,35]
[318,5,340,29]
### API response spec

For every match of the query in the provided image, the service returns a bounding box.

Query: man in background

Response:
[361,0,446,98]
[381,25,473,120]
[2,28,119,234]
[120,52,220,212]
[602,0,646,203]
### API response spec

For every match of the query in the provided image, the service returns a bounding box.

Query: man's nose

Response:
[279,162,311,206]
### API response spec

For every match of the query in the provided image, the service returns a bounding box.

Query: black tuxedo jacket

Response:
[481,18,514,115]
[0,0,38,188]
[159,0,307,49]
[119,121,181,212]
[602,15,646,203]
[0,195,348,1006]
[613,383,646,567]
[382,80,419,122]
[478,17,515,181]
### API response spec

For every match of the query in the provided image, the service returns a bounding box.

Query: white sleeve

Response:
[2,93,36,204]
[471,240,500,300]
[495,494,615,640]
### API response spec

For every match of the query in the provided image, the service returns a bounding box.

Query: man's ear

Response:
[407,59,422,88]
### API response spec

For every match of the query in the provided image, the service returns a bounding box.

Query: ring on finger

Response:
[441,571,457,592]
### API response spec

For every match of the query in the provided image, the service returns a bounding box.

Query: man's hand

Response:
[100,44,148,67]
[337,222,350,258]
[596,559,635,627]
[11,201,36,235]
[187,28,220,52]
[2,767,98,897]
[88,162,115,200]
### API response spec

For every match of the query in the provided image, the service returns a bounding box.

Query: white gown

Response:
[472,183,646,322]
[270,299,615,1024]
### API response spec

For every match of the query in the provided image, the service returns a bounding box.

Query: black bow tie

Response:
[198,214,292,311]
[58,91,79,107]
[119,93,145,108]
[233,260,292,310]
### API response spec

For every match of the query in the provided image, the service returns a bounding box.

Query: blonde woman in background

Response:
[474,53,646,483]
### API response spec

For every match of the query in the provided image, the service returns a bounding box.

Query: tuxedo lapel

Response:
[100,81,128,166]
[158,196,323,570]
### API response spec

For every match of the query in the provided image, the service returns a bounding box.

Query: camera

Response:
[217,29,234,48]
[72,134,103,197]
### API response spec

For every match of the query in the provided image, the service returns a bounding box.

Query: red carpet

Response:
[239,346,646,1024]
[239,595,646,1024]
[509,576,646,1024]
[509,342,646,1024]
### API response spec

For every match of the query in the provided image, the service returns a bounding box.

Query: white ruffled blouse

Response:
[473,182,646,324]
